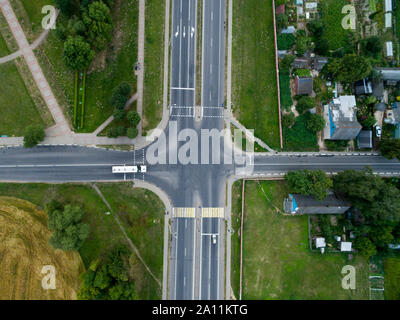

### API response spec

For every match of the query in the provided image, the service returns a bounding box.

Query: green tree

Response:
[279,54,296,69]
[23,125,45,148]
[53,0,76,17]
[285,169,333,200]
[282,112,296,128]
[306,113,325,133]
[361,115,377,129]
[113,109,125,121]
[325,54,372,83]
[380,139,400,160]
[296,36,312,56]
[127,111,141,126]
[296,96,315,114]
[361,36,383,57]
[115,82,131,97]
[127,127,139,139]
[110,93,128,110]
[82,1,114,50]
[306,19,325,38]
[63,36,94,70]
[47,204,89,251]
[78,245,137,300]
[355,237,377,258]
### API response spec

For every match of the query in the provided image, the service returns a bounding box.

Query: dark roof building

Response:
[284,192,351,215]
[354,79,373,95]
[357,130,373,149]
[372,80,384,101]
[295,76,313,95]
[312,56,328,71]
[292,57,309,69]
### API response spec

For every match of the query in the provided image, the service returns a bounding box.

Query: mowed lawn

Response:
[232,0,280,150]
[143,0,165,134]
[232,180,369,300]
[0,58,44,136]
[16,0,51,39]
[0,183,165,299]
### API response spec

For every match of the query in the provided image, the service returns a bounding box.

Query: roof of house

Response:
[340,242,352,252]
[284,192,351,215]
[323,96,362,140]
[295,0,303,5]
[292,57,309,68]
[358,130,373,149]
[305,2,318,10]
[386,41,393,57]
[312,56,328,71]
[372,80,384,100]
[281,26,296,34]
[297,6,303,15]
[376,102,386,111]
[295,76,313,95]
[276,4,285,15]
[376,68,400,81]
[316,238,326,248]
[354,79,373,95]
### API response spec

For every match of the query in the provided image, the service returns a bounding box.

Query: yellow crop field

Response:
[0,197,85,300]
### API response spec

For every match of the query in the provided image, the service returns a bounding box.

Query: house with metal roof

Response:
[357,130,373,149]
[295,76,313,95]
[385,0,393,28]
[283,192,351,215]
[375,68,400,85]
[323,96,362,140]
[354,79,373,95]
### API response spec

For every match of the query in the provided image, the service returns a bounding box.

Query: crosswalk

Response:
[202,208,224,218]
[172,207,196,218]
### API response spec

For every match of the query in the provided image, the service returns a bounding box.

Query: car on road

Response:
[375,126,382,138]
[212,234,217,244]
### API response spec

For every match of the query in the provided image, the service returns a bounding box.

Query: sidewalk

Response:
[136,0,146,136]
[0,0,70,136]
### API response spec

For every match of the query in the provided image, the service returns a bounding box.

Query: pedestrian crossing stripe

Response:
[202,208,224,218]
[172,207,196,218]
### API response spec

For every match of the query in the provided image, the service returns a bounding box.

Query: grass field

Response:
[0,60,44,136]
[283,113,319,151]
[384,256,400,300]
[231,180,369,299]
[279,69,292,111]
[0,28,10,56]
[0,183,164,299]
[232,0,280,150]
[0,197,84,299]
[320,0,351,51]
[17,0,51,39]
[142,0,165,134]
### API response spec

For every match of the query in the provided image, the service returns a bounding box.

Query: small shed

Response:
[295,0,303,5]
[316,237,326,248]
[297,6,303,16]
[281,26,296,34]
[340,242,352,252]
[386,41,393,57]
[305,2,318,10]
[295,76,313,95]
[357,130,373,149]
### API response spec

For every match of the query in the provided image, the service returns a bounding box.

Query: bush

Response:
[296,96,315,114]
[113,109,125,121]
[278,34,295,50]
[282,112,296,128]
[306,113,325,133]
[127,111,141,126]
[284,113,319,151]
[114,82,131,97]
[355,237,377,258]
[127,127,139,139]
[110,93,128,110]
[325,139,349,151]
[23,125,45,148]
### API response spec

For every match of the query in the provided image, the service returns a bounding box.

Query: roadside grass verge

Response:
[0,183,164,299]
[233,180,369,299]
[142,0,165,134]
[231,180,243,300]
[283,113,319,151]
[232,0,280,150]
[384,256,400,300]
[320,0,351,51]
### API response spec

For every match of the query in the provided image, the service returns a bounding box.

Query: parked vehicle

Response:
[375,126,382,138]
